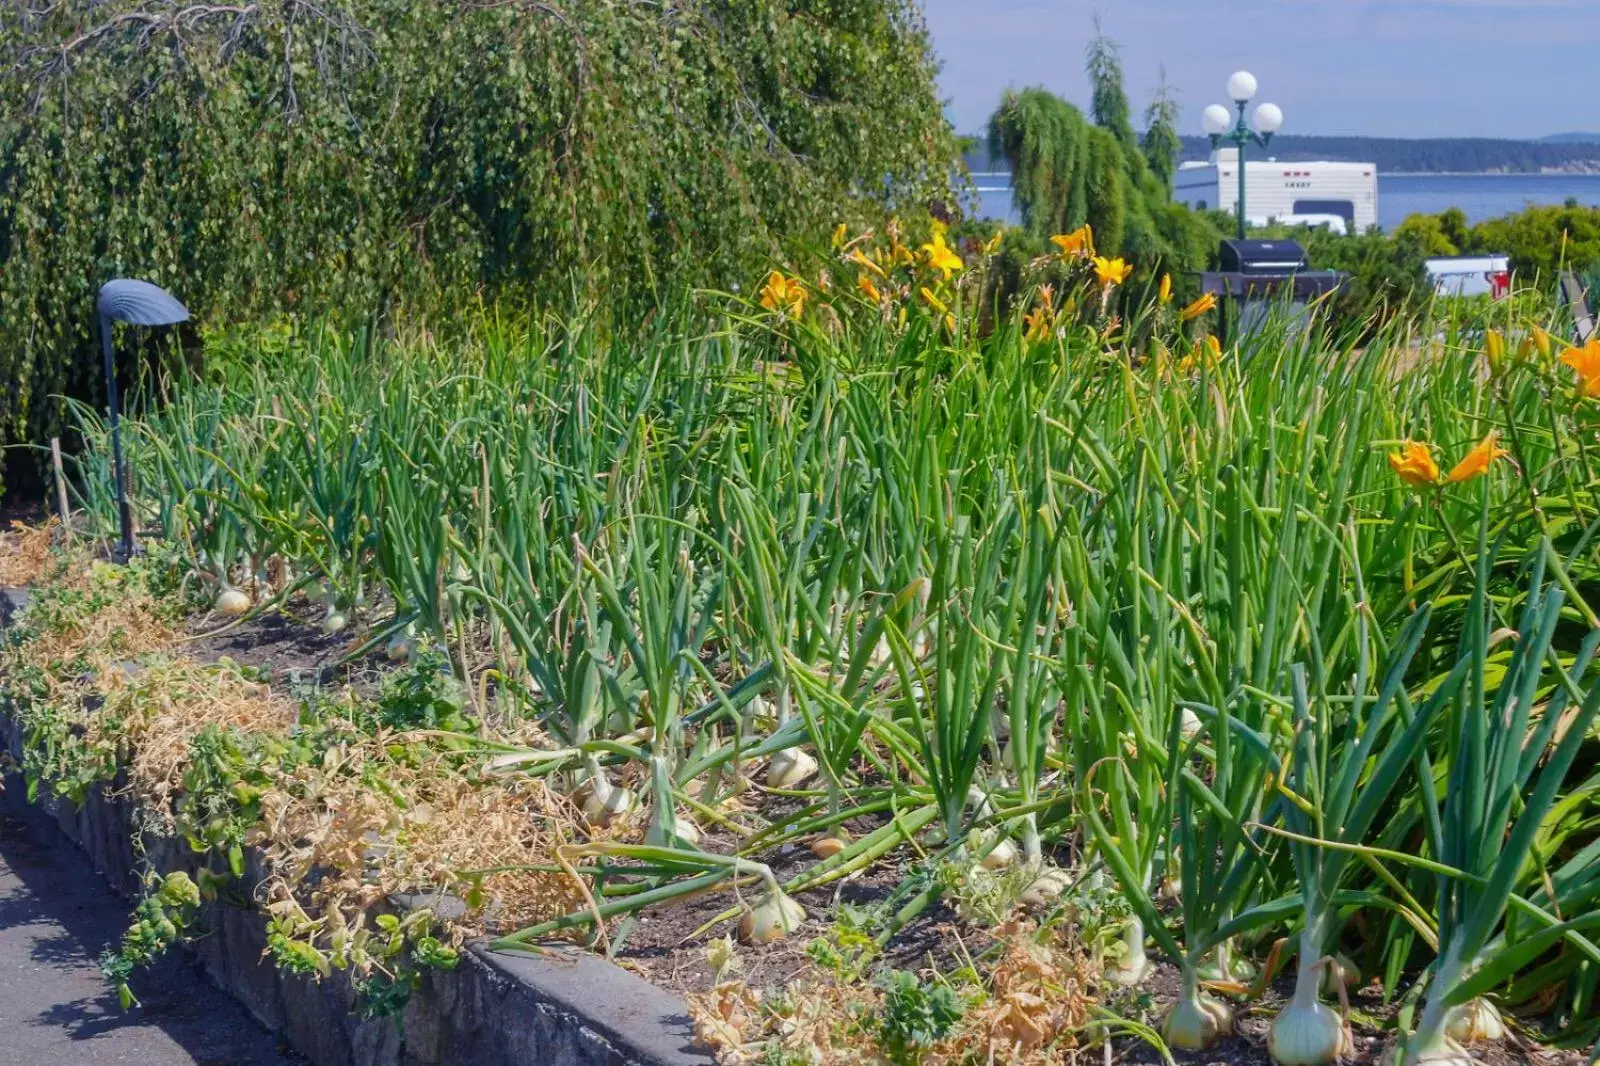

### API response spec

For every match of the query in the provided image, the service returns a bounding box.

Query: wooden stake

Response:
[50,437,71,531]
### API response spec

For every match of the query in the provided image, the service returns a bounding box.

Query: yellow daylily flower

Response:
[857,274,884,304]
[1560,338,1600,396]
[1093,256,1134,288]
[920,287,949,315]
[1484,329,1506,375]
[1445,431,1510,484]
[920,231,965,281]
[832,223,848,249]
[1529,326,1553,360]
[983,228,1005,255]
[1158,274,1172,304]
[1388,441,1440,488]
[1179,292,1218,322]
[1050,225,1094,259]
[760,271,807,317]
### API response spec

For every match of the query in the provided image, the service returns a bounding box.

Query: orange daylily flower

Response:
[847,248,885,277]
[1178,335,1222,374]
[1092,256,1134,288]
[1560,338,1600,396]
[1180,293,1218,322]
[1445,431,1510,484]
[857,274,884,304]
[759,271,806,317]
[1050,225,1094,259]
[1388,441,1440,488]
[920,230,965,281]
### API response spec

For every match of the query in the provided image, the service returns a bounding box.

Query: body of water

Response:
[972,172,1600,232]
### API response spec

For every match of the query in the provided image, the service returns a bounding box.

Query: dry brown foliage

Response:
[7,545,583,967]
[686,920,1098,1066]
[0,519,58,586]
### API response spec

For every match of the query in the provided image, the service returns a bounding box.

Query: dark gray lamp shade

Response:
[97,279,190,327]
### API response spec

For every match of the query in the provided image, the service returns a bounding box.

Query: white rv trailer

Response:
[1425,255,1511,299]
[1174,148,1379,234]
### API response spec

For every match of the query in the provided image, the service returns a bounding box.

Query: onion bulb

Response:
[810,830,850,860]
[580,779,635,828]
[1020,865,1072,908]
[386,628,417,662]
[320,610,347,635]
[1319,954,1359,998]
[1105,917,1152,985]
[739,887,806,945]
[1180,706,1203,741]
[1269,960,1352,1066]
[215,587,252,617]
[1443,998,1505,1045]
[767,748,818,790]
[978,835,1018,870]
[671,815,701,847]
[1162,990,1234,1050]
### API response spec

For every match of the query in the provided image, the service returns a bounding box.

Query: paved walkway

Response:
[0,784,302,1065]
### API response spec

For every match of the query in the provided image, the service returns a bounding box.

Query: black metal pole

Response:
[99,312,134,561]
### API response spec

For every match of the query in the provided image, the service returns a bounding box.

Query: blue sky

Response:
[921,0,1600,140]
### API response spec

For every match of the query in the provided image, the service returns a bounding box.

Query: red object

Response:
[1488,271,1511,299]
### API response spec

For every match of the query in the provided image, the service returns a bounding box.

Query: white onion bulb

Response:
[739,888,806,945]
[1020,866,1071,908]
[215,587,252,617]
[1444,998,1505,1045]
[581,781,635,828]
[320,610,347,635]
[1319,953,1359,998]
[1268,997,1348,1065]
[767,748,818,789]
[672,815,701,847]
[1162,991,1233,1050]
[978,835,1017,870]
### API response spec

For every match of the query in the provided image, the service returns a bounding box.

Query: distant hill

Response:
[1174,135,1600,174]
[964,135,1600,175]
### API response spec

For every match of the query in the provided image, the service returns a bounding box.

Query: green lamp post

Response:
[1202,71,1284,240]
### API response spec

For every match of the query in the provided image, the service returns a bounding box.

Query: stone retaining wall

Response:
[1,588,712,1066]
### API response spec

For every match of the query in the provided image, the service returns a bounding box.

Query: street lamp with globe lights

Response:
[1204,71,1284,239]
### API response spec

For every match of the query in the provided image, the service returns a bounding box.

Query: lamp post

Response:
[1202,71,1284,240]
[96,279,189,562]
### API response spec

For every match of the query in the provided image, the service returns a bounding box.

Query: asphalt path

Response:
[0,782,302,1065]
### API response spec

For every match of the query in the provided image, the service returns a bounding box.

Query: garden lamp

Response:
[1204,70,1284,240]
[97,279,189,562]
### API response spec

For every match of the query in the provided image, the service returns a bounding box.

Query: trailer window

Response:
[1294,199,1354,226]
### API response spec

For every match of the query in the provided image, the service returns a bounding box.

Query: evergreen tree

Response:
[1086,18,1137,154]
[1142,70,1183,196]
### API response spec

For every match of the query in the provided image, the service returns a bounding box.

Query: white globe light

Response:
[1202,104,1233,136]
[1254,102,1284,134]
[1227,70,1258,103]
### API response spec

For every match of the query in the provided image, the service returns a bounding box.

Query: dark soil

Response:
[184,598,389,696]
[610,810,992,997]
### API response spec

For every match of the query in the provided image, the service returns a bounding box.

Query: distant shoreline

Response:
[1383,170,1600,178]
